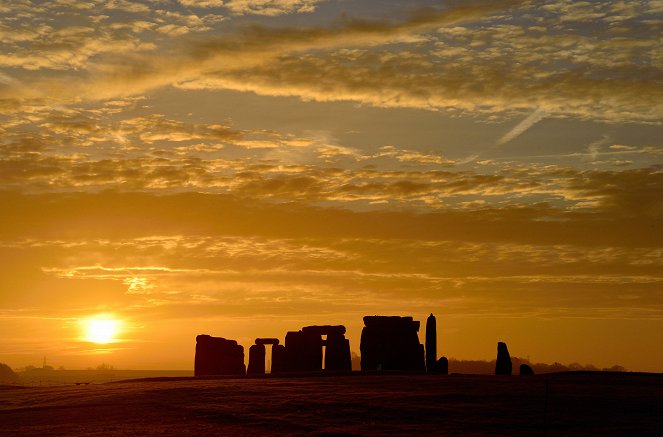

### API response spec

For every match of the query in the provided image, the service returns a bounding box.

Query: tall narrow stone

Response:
[247,343,266,375]
[271,344,287,373]
[425,313,437,372]
[325,332,351,371]
[495,341,513,375]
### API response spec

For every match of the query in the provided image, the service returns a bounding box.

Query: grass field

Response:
[1,372,661,436]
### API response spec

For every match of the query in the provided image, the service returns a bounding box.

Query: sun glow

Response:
[82,316,121,344]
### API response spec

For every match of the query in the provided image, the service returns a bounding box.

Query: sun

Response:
[83,316,121,344]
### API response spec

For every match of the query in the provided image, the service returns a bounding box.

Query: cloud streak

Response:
[2,0,662,123]
[497,108,547,145]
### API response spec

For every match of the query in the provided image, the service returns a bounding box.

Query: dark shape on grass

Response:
[425,313,437,372]
[438,356,449,375]
[194,335,246,376]
[247,344,266,375]
[360,316,425,371]
[495,341,512,375]
[519,363,534,375]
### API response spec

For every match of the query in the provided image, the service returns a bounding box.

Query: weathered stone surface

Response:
[255,338,279,346]
[194,334,246,376]
[495,341,513,375]
[519,363,534,375]
[360,315,425,371]
[247,344,266,375]
[425,313,437,373]
[438,356,449,375]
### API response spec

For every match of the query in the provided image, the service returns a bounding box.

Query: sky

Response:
[1,0,662,372]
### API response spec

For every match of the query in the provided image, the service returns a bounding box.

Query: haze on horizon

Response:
[1,0,662,373]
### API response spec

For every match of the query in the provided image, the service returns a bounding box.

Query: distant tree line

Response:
[2,357,626,381]
[0,362,19,383]
[448,357,626,374]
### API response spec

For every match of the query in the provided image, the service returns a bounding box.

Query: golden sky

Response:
[1,0,662,372]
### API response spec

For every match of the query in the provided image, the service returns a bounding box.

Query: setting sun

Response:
[83,317,121,344]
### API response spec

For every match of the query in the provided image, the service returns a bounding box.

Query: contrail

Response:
[0,72,19,85]
[496,108,547,145]
[458,108,548,165]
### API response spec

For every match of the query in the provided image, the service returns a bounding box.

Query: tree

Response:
[96,363,115,371]
[0,362,19,383]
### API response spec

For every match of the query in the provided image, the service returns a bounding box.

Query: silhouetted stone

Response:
[438,356,448,375]
[278,325,352,373]
[194,335,246,376]
[285,330,323,372]
[519,363,534,375]
[302,325,346,336]
[250,324,350,374]
[325,332,352,371]
[271,344,287,373]
[247,344,266,375]
[425,313,437,373]
[360,315,425,371]
[495,341,512,375]
[255,338,280,346]
[363,316,420,331]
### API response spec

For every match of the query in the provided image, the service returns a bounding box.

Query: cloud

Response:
[3,0,662,123]
[497,108,547,145]
[1,194,661,326]
[178,0,326,15]
[2,186,662,247]
[221,0,325,15]
[1,187,661,371]
[2,102,662,217]
[0,0,532,108]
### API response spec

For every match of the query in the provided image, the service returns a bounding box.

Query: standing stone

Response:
[271,344,287,373]
[325,332,352,371]
[360,316,425,371]
[254,325,350,374]
[437,356,449,375]
[285,330,323,372]
[495,341,513,375]
[247,344,266,375]
[425,313,437,373]
[194,335,246,376]
[302,325,346,336]
[519,363,534,375]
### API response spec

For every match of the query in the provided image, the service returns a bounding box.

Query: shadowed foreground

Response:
[1,373,661,436]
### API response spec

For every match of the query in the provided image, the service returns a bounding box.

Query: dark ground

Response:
[1,372,661,436]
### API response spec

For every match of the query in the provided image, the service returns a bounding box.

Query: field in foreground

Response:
[1,372,661,436]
